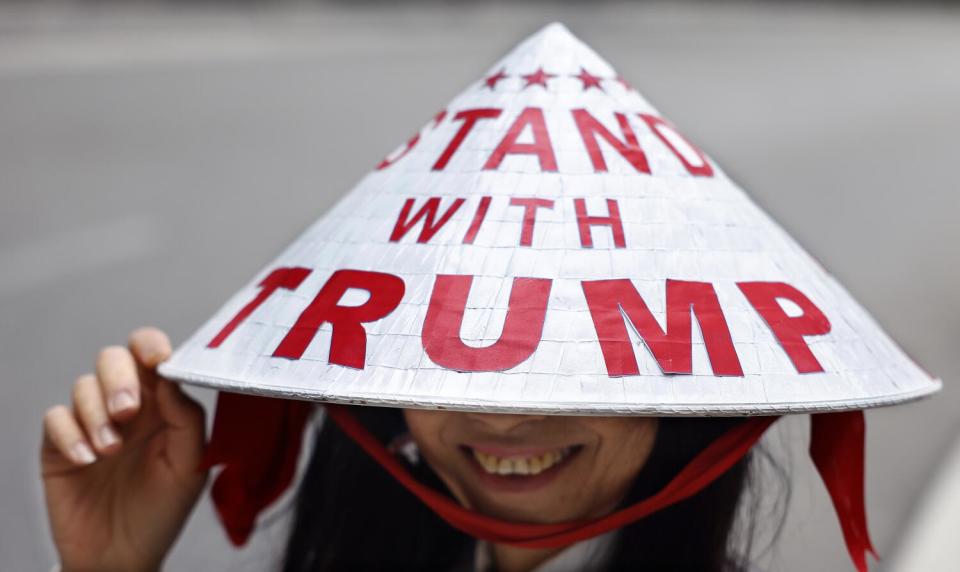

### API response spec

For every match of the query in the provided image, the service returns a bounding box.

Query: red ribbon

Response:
[200,393,875,570]
[810,410,877,572]
[323,404,773,547]
[200,392,313,546]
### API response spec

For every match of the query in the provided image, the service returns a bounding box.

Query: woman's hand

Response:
[41,327,208,572]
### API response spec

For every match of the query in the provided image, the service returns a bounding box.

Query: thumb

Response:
[155,379,207,478]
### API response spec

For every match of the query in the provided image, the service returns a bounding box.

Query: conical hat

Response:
[159,23,939,416]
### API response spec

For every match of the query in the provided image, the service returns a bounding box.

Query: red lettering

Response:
[422,275,552,371]
[462,196,492,245]
[273,270,405,367]
[509,197,554,247]
[737,282,831,373]
[572,109,650,174]
[484,107,558,172]
[208,267,312,348]
[639,114,713,177]
[582,279,743,377]
[433,108,502,171]
[574,198,626,248]
[390,197,466,243]
[377,110,447,170]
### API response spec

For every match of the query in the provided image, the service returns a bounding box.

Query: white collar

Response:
[473,531,619,572]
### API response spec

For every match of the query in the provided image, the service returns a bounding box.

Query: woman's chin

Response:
[468,495,580,525]
[458,481,589,524]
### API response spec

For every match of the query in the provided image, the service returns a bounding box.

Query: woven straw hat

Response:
[160,23,938,416]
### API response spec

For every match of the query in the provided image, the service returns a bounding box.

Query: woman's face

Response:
[403,410,658,524]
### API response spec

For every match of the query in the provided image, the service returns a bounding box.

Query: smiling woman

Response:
[39,22,938,572]
[283,407,757,572]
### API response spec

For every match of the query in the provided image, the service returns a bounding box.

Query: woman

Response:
[41,327,762,571]
[40,22,937,572]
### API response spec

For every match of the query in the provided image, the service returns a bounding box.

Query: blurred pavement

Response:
[1,2,958,570]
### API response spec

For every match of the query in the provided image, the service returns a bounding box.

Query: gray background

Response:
[1,2,957,570]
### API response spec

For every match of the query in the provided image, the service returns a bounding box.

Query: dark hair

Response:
[282,407,775,572]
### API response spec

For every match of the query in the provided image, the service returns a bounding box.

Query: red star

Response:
[484,69,508,90]
[573,67,604,92]
[521,67,555,90]
[615,75,635,93]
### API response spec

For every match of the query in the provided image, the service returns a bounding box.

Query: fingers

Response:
[155,379,206,475]
[96,346,141,422]
[43,405,96,466]
[129,327,172,370]
[72,374,122,454]
[42,328,182,472]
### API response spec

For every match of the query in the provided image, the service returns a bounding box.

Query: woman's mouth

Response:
[459,444,584,492]
[471,446,577,476]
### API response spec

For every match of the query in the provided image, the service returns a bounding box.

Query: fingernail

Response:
[145,349,167,365]
[109,390,137,414]
[70,442,96,465]
[97,425,119,448]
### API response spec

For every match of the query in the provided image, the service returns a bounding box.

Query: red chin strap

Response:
[200,393,875,571]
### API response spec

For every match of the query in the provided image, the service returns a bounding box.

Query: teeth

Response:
[479,452,498,474]
[471,447,573,476]
[529,456,542,474]
[513,458,529,475]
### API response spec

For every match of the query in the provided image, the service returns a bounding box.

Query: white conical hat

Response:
[160,23,939,416]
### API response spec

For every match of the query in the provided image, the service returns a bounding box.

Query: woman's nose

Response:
[464,412,548,433]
